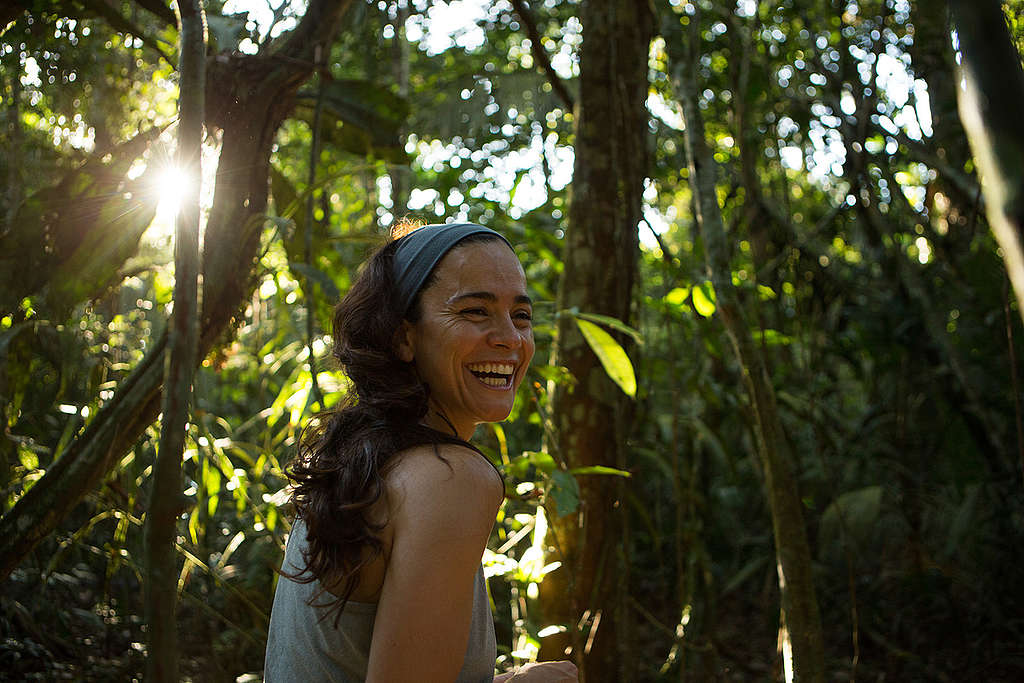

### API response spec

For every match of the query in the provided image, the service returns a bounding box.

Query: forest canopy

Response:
[2,0,1024,680]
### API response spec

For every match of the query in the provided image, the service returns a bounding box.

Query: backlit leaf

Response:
[574,317,637,398]
[568,465,632,477]
[692,282,717,317]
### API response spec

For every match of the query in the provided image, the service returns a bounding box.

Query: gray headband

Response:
[392,223,514,316]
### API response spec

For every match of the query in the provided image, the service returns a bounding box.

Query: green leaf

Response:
[755,329,794,346]
[663,287,690,307]
[548,470,580,517]
[529,364,574,387]
[692,282,717,317]
[574,317,637,398]
[568,465,632,477]
[507,450,556,478]
[573,311,643,344]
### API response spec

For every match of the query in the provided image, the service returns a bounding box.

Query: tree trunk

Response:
[948,0,1024,334]
[663,7,827,682]
[0,0,354,582]
[143,0,205,678]
[4,53,22,236]
[389,2,411,214]
[538,1,652,680]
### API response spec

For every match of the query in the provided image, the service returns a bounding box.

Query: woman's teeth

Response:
[468,362,514,386]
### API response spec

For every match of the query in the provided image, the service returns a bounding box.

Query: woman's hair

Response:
[283,221,503,622]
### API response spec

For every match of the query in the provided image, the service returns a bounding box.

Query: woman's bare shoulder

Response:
[386,443,504,527]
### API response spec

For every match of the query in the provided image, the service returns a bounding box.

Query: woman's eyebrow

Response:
[448,292,533,306]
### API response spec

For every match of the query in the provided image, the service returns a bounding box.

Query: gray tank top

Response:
[264,519,496,682]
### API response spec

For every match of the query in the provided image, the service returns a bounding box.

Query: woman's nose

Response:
[488,314,521,348]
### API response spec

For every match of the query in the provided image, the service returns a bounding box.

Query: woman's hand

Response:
[494,660,579,682]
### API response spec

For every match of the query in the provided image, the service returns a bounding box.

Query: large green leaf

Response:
[573,311,644,345]
[574,316,637,398]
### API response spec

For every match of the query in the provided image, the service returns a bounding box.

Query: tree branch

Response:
[949,0,1024,328]
[509,0,574,111]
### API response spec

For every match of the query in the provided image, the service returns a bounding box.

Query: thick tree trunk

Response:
[143,0,205,679]
[664,8,826,683]
[948,0,1024,333]
[538,1,652,680]
[0,0,354,582]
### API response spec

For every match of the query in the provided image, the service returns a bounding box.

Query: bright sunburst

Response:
[154,163,196,218]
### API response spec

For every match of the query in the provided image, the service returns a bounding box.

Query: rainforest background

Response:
[2,0,1024,680]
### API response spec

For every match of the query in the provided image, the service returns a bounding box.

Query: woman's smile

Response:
[466,361,517,388]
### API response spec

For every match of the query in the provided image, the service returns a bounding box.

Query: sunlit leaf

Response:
[567,465,632,477]
[507,450,556,477]
[755,329,794,346]
[692,281,717,317]
[664,287,690,307]
[573,311,643,344]
[574,317,637,397]
[529,364,574,387]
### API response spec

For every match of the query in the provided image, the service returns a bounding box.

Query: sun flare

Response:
[154,164,196,217]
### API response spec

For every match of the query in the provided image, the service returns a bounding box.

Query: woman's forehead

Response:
[429,241,527,296]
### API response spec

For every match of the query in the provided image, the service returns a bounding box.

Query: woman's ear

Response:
[395,320,415,363]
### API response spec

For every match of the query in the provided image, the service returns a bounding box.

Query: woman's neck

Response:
[422,408,473,441]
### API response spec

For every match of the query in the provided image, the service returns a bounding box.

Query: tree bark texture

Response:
[948,0,1024,330]
[0,0,354,582]
[663,8,826,683]
[538,1,652,680]
[143,0,205,679]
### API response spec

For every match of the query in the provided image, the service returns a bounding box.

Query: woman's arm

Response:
[365,444,503,682]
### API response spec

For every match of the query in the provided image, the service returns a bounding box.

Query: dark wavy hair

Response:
[283,224,503,623]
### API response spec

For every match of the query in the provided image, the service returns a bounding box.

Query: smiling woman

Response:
[395,237,535,439]
[264,221,576,682]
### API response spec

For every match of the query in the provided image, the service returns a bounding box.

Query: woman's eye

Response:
[514,311,533,322]
[461,308,487,316]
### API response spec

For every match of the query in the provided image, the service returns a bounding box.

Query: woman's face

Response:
[397,239,535,439]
